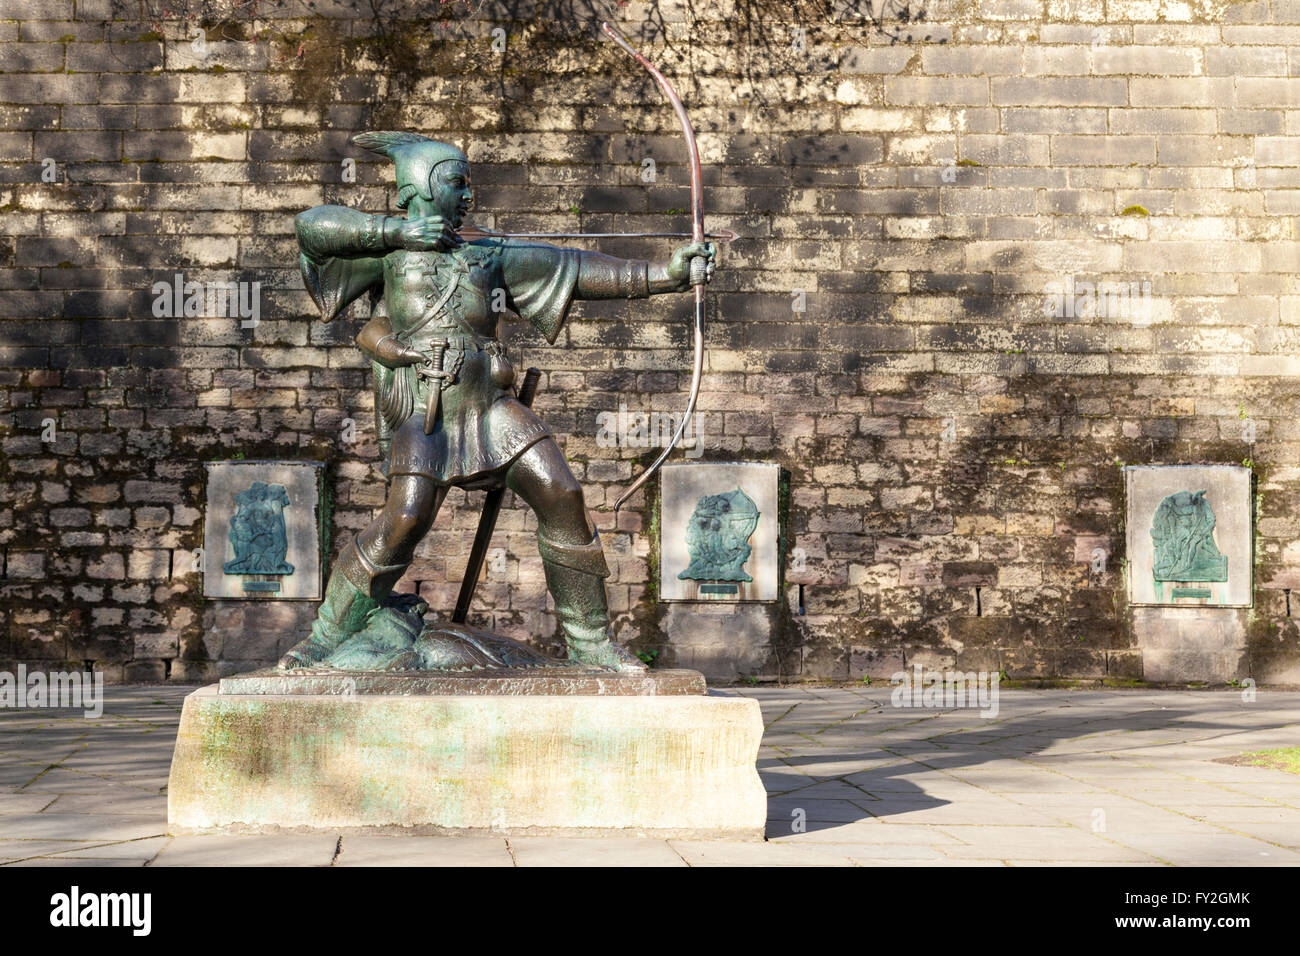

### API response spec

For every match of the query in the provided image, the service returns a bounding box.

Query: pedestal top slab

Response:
[218,667,707,697]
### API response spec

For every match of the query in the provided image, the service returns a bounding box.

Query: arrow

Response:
[457,226,736,243]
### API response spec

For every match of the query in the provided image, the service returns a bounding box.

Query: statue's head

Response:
[352,131,471,227]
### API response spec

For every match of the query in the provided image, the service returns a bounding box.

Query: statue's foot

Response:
[276,636,335,671]
[566,636,647,673]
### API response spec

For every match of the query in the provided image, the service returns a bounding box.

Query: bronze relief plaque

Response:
[1125,465,1251,607]
[202,461,324,601]
[659,462,780,602]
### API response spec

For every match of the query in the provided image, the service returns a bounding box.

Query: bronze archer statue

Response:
[278,132,716,673]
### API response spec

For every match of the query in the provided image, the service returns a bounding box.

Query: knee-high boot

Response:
[277,539,407,670]
[538,531,645,672]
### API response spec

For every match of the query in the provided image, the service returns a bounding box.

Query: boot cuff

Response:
[340,539,408,594]
[537,531,610,578]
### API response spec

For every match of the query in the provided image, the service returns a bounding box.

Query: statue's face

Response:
[430,160,472,228]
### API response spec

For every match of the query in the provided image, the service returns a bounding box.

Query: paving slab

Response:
[0,840,106,861]
[46,837,172,861]
[42,792,168,816]
[0,764,49,788]
[765,797,874,824]
[0,793,57,814]
[865,800,1063,826]
[2,813,165,843]
[1168,762,1300,784]
[1204,783,1300,804]
[336,836,514,867]
[14,858,146,867]
[18,769,164,797]
[1110,786,1280,807]
[508,837,687,867]
[1007,800,1212,835]
[0,685,1297,866]
[668,840,855,866]
[1106,830,1300,865]
[1217,822,1300,847]
[150,834,340,867]
[836,844,957,862]
[770,822,964,845]
[1185,805,1300,824]
[934,824,1158,863]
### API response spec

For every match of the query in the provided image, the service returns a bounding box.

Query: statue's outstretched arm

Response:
[575,244,717,299]
[498,240,718,344]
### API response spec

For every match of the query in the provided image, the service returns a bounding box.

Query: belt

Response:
[418,330,502,355]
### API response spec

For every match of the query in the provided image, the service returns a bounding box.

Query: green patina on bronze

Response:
[678,488,760,583]
[1151,490,1228,583]
[222,481,294,576]
[316,593,580,672]
[275,128,717,676]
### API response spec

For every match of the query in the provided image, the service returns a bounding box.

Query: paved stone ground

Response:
[0,684,1297,866]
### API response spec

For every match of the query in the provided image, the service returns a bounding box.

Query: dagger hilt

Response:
[420,339,452,435]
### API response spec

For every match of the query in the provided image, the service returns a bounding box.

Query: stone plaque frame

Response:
[659,462,781,603]
[203,460,325,601]
[1124,464,1252,608]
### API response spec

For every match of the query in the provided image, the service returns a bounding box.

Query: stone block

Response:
[1142,649,1249,684]
[168,686,766,838]
[1131,606,1250,681]
[849,645,905,679]
[658,603,775,680]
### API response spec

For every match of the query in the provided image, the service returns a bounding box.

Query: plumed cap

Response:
[352,131,468,206]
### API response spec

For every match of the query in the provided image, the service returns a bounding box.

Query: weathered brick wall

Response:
[2,0,1299,683]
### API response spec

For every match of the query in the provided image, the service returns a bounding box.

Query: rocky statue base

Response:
[167,672,766,839]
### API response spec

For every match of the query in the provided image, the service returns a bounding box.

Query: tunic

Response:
[297,211,645,488]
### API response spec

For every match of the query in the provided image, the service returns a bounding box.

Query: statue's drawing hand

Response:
[395,215,462,252]
[668,241,717,291]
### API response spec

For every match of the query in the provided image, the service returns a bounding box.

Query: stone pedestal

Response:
[657,603,779,681]
[1130,606,1249,683]
[167,679,766,839]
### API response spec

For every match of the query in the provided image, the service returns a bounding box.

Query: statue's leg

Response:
[278,475,445,670]
[505,439,644,672]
